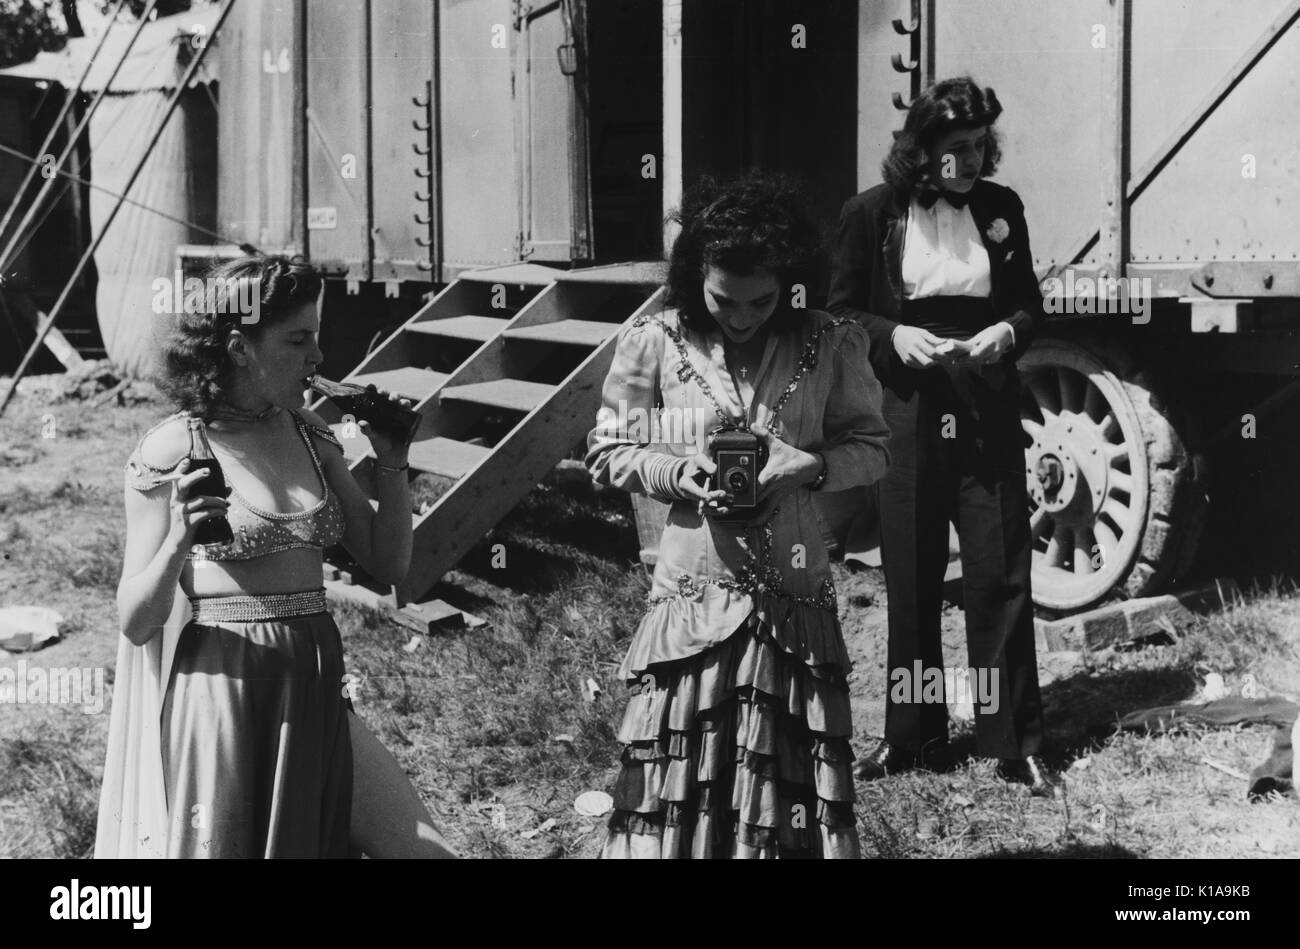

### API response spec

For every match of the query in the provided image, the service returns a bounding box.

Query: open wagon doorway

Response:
[585,0,859,268]
[681,0,860,282]
[584,0,663,264]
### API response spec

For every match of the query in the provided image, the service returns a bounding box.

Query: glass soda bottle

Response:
[306,375,421,444]
[185,417,234,545]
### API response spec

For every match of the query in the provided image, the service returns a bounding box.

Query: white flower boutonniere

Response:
[986,218,1011,244]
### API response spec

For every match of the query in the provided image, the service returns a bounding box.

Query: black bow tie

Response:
[917,187,971,211]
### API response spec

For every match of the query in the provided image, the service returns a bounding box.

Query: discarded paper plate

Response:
[574,790,613,817]
[0,606,63,652]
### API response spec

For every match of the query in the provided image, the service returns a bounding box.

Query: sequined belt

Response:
[190,589,328,623]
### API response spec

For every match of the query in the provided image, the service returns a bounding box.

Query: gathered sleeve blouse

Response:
[586,309,890,500]
[585,307,891,679]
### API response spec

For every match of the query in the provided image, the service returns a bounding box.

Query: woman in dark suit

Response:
[828,77,1053,794]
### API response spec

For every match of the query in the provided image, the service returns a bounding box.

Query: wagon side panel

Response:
[217,0,300,252]
[438,0,520,277]
[369,0,438,282]
[1128,0,1300,294]
[931,0,1109,272]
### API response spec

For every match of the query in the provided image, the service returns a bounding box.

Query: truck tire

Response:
[1019,338,1207,612]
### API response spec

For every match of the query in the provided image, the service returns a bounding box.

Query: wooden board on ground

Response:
[1034,579,1241,653]
[1,292,86,371]
[324,577,485,634]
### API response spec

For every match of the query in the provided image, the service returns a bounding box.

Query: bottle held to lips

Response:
[306,375,421,445]
[185,417,234,545]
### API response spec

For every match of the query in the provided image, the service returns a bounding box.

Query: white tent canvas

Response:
[0,5,220,378]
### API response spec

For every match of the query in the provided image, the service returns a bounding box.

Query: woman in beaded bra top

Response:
[586,172,891,858]
[96,254,456,858]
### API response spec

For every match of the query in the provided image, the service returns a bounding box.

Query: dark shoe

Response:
[997,754,1058,797]
[854,740,920,781]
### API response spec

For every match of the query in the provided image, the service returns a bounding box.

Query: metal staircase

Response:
[309,261,663,615]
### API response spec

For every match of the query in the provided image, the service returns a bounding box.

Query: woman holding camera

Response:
[828,77,1052,793]
[97,255,456,858]
[587,173,891,858]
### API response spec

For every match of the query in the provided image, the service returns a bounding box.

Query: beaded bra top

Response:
[123,409,346,561]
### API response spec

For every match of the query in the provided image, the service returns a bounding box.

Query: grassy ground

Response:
[1,377,1297,858]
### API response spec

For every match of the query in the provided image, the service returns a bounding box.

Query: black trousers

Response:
[878,362,1044,760]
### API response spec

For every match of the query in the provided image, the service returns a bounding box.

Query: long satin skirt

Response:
[159,593,353,858]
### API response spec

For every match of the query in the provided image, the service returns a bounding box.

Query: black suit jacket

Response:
[827,179,1045,397]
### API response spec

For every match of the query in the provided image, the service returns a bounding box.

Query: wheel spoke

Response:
[1058,369,1073,414]
[1073,525,1094,575]
[1101,497,1130,530]
[1029,506,1050,540]
[1094,520,1119,564]
[1100,412,1121,441]
[1028,378,1058,424]
[1044,522,1069,568]
[1084,381,1105,421]
[1109,470,1133,496]
[1022,417,1044,441]
[1105,441,1129,465]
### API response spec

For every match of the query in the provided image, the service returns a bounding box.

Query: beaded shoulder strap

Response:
[122,411,192,491]
[295,411,344,453]
[288,410,337,494]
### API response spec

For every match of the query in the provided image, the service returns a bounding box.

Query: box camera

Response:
[706,427,768,518]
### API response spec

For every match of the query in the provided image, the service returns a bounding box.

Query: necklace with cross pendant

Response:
[726,336,765,383]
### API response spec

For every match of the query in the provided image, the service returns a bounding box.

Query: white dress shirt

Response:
[901,196,992,300]
[897,195,1016,349]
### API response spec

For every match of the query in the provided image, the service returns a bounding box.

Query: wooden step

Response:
[408,436,491,480]
[404,315,510,342]
[457,262,564,285]
[347,366,447,401]
[392,284,666,603]
[554,262,662,285]
[503,319,619,347]
[439,378,556,413]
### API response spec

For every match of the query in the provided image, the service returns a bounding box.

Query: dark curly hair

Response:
[665,171,824,335]
[155,255,324,420]
[882,76,1003,195]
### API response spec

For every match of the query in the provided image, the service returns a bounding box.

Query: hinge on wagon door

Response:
[556,0,578,76]
[512,0,529,31]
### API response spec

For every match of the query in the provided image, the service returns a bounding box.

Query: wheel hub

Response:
[1026,419,1108,523]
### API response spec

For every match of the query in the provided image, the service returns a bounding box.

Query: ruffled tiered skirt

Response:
[601,590,860,859]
